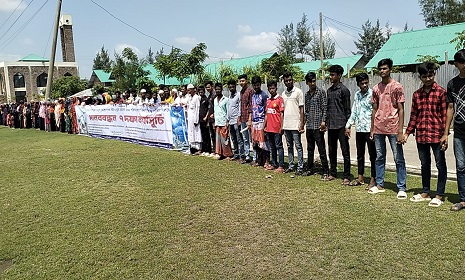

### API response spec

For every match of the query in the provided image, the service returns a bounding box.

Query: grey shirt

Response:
[227,91,241,123]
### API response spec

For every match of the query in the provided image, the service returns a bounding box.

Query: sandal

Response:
[326,175,336,181]
[341,179,350,186]
[428,198,443,207]
[349,179,364,186]
[450,202,465,211]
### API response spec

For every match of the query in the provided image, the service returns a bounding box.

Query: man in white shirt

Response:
[282,71,305,175]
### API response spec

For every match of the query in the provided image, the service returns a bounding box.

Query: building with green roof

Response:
[365,22,465,70]
[204,53,276,76]
[293,54,365,76]
[88,70,116,87]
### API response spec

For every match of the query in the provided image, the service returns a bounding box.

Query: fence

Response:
[273,64,459,124]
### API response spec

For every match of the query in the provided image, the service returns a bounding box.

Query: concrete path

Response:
[283,127,457,180]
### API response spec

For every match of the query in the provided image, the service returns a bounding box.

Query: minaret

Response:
[59,14,75,62]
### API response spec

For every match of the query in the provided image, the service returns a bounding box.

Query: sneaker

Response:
[284,168,294,173]
[321,174,329,181]
[275,167,285,173]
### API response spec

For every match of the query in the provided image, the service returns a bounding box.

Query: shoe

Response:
[295,170,304,176]
[321,174,329,181]
[284,168,294,173]
[275,167,285,173]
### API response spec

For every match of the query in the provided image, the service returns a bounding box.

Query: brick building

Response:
[0,15,79,103]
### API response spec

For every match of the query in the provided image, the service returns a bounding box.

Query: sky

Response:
[0,0,427,79]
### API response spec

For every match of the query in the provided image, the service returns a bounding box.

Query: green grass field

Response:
[0,126,464,279]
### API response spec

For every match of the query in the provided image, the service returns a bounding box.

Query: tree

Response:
[353,19,387,60]
[450,30,465,50]
[111,47,148,90]
[419,0,465,27]
[296,13,313,60]
[277,22,297,61]
[261,54,303,81]
[153,47,176,84]
[172,43,209,84]
[51,76,87,99]
[92,45,112,71]
[309,31,336,60]
[145,47,155,64]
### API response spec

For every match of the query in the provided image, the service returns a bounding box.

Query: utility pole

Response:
[319,12,324,81]
[45,0,63,101]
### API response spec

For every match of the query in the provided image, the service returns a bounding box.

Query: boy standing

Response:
[238,74,253,162]
[326,65,351,185]
[370,58,407,199]
[345,73,376,188]
[445,49,465,211]
[227,80,244,162]
[282,71,305,175]
[214,83,233,160]
[264,80,285,172]
[304,72,329,180]
[251,75,269,167]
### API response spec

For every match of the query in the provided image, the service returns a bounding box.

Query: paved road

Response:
[282,127,457,180]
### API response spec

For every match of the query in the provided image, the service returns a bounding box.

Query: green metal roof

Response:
[93,70,115,83]
[204,53,276,74]
[293,54,364,74]
[19,54,49,62]
[143,64,193,85]
[365,22,465,69]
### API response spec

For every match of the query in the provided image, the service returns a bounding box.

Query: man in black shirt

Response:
[326,65,351,184]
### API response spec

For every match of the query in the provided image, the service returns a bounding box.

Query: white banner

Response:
[75,104,176,148]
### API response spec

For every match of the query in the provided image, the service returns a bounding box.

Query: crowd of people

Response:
[172,51,465,212]
[4,50,465,212]
[0,97,80,133]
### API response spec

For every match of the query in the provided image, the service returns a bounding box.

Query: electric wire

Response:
[0,0,49,51]
[89,0,231,60]
[0,0,24,32]
[0,0,35,42]
[323,19,351,57]
[323,15,363,32]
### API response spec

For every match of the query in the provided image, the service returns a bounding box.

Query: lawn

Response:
[0,126,463,279]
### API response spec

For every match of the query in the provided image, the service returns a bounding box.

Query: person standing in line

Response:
[238,74,253,162]
[186,84,202,154]
[345,73,376,188]
[264,80,285,173]
[282,71,305,175]
[205,81,217,155]
[304,72,330,180]
[369,58,407,199]
[250,75,269,167]
[404,62,447,207]
[227,80,244,162]
[198,86,212,155]
[444,49,465,211]
[214,82,233,160]
[326,65,351,185]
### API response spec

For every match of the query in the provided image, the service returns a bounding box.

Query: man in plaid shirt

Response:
[304,72,329,180]
[404,62,447,207]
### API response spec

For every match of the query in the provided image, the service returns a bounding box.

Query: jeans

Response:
[417,142,447,196]
[267,132,284,167]
[454,137,465,202]
[306,128,329,174]
[240,122,251,160]
[284,130,304,171]
[229,123,244,159]
[373,134,406,191]
[356,132,376,178]
[200,122,212,154]
[328,128,351,179]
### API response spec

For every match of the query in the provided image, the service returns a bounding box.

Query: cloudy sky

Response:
[0,0,426,78]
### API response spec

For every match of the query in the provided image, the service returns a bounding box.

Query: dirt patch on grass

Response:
[0,259,13,274]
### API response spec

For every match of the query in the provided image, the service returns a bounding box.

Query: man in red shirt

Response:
[264,80,285,173]
[404,62,447,207]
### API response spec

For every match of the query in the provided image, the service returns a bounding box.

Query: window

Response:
[64,72,72,77]
[13,73,25,88]
[37,73,48,87]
